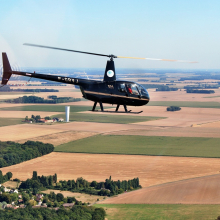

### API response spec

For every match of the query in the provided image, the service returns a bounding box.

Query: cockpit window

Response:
[131,84,139,95]
[118,83,126,93]
[136,84,149,97]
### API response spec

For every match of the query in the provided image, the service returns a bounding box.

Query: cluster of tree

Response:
[184,85,219,89]
[156,86,178,91]
[186,89,215,94]
[47,95,81,103]
[6,95,81,103]
[0,205,106,220]
[20,172,141,197]
[0,141,54,168]
[167,106,181,111]
[57,176,141,196]
[41,191,84,207]
[24,115,52,123]
[19,172,57,190]
[0,171,13,184]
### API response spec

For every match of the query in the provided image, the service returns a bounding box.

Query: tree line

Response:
[0,85,59,92]
[186,89,215,94]
[19,172,141,197]
[0,141,54,168]
[6,95,81,103]
[0,171,13,184]
[0,205,106,220]
[156,86,178,91]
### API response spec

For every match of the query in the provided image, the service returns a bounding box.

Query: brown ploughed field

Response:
[99,174,220,204]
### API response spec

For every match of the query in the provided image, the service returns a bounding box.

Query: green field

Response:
[55,135,220,158]
[0,118,23,127]
[148,101,220,108]
[53,113,163,124]
[204,96,220,98]
[0,105,99,112]
[95,204,220,220]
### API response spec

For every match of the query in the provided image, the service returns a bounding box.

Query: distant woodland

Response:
[186,89,215,94]
[0,85,58,92]
[0,141,54,168]
[5,95,81,104]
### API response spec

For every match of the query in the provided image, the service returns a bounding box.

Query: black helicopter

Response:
[1,44,196,113]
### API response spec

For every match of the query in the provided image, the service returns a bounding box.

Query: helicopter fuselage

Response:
[80,80,150,106]
[10,70,150,107]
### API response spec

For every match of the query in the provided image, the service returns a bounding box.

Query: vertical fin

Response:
[1,53,12,85]
[103,60,116,82]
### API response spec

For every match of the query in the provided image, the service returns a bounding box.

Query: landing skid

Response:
[91,102,142,114]
[97,110,143,114]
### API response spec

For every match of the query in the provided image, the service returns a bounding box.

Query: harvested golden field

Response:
[0,124,65,142]
[82,105,220,127]
[42,189,104,204]
[0,122,143,142]
[2,181,19,189]
[199,121,220,128]
[131,106,220,127]
[2,153,220,188]
[18,131,97,146]
[99,174,220,204]
[0,111,60,118]
[0,93,33,100]
[149,89,220,102]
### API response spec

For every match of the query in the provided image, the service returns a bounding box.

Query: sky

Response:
[0,0,220,69]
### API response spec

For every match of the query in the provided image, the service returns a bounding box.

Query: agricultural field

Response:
[0,104,96,112]
[148,101,220,108]
[0,118,24,127]
[55,135,220,158]
[95,204,220,220]
[42,189,104,204]
[2,153,220,189]
[53,113,163,124]
[1,77,220,216]
[18,131,97,146]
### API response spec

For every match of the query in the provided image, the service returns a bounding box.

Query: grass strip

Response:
[0,118,24,127]
[55,135,220,158]
[53,113,163,124]
[95,204,220,220]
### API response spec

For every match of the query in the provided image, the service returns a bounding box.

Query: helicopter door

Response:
[125,83,140,97]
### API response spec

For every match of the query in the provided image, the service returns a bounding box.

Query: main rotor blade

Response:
[117,56,198,63]
[23,43,111,58]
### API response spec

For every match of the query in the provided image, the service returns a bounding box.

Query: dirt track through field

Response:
[99,174,220,204]
[2,153,220,189]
